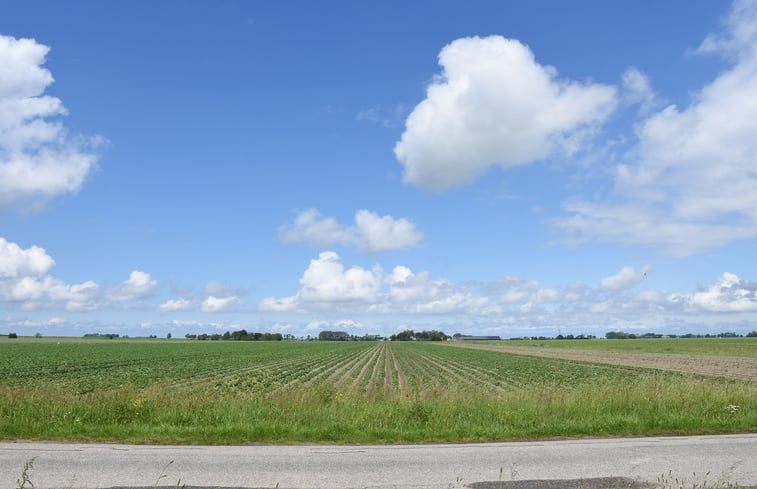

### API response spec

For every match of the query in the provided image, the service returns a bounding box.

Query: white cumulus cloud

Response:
[259,252,491,315]
[0,237,100,311]
[0,35,102,210]
[279,209,423,253]
[0,237,55,278]
[691,272,757,312]
[298,251,383,303]
[384,265,491,315]
[600,265,651,291]
[159,298,193,311]
[200,295,241,313]
[394,35,617,191]
[558,0,757,255]
[106,270,157,302]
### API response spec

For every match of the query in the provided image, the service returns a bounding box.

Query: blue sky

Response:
[2,0,757,338]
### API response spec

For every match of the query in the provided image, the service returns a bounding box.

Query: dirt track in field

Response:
[442,343,757,381]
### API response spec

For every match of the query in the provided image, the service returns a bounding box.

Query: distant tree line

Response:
[84,333,121,339]
[510,334,597,340]
[606,330,754,339]
[186,329,284,341]
[389,330,448,341]
[318,331,384,341]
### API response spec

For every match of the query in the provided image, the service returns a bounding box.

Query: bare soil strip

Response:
[389,345,409,391]
[384,344,393,388]
[366,344,385,393]
[396,353,427,388]
[350,345,383,391]
[334,345,379,388]
[301,348,365,388]
[442,343,757,381]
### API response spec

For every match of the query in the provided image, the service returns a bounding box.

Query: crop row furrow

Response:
[418,350,515,392]
[333,345,383,388]
[389,345,409,391]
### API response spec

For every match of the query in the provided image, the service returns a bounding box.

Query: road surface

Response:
[2,434,755,489]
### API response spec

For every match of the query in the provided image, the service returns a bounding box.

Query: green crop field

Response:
[0,338,754,444]
[486,337,757,357]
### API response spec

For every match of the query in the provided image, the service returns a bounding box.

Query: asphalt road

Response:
[2,434,755,489]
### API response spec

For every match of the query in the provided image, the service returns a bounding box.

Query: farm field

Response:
[0,338,754,444]
[475,337,757,357]
[444,338,757,381]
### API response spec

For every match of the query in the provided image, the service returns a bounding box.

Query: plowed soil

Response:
[443,343,757,381]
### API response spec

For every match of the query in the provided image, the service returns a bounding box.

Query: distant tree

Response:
[319,331,349,341]
[166,332,172,339]
[606,331,637,339]
[35,332,42,339]
[414,330,448,341]
[747,331,757,337]
[391,330,415,341]
[8,333,17,339]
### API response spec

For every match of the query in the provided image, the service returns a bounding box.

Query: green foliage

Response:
[0,339,754,444]
[318,331,349,341]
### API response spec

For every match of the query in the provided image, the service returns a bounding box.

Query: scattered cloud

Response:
[354,210,424,253]
[200,295,241,313]
[0,237,55,278]
[106,270,157,302]
[298,251,382,304]
[0,35,103,211]
[557,0,757,255]
[394,35,617,191]
[622,67,659,113]
[383,265,492,315]
[279,209,423,253]
[691,272,757,312]
[259,251,491,315]
[356,104,407,127]
[0,237,100,311]
[204,280,240,298]
[600,265,651,291]
[159,298,193,311]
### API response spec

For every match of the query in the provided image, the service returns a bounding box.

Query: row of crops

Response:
[1,339,644,397]
[1,338,754,443]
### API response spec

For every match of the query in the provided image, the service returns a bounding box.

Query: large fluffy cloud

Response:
[259,251,503,316]
[0,237,54,278]
[298,251,382,303]
[558,0,757,255]
[0,237,100,311]
[106,270,157,302]
[691,272,757,312]
[394,35,617,191]
[0,237,162,311]
[258,251,489,314]
[0,35,102,210]
[383,265,491,314]
[279,209,423,253]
